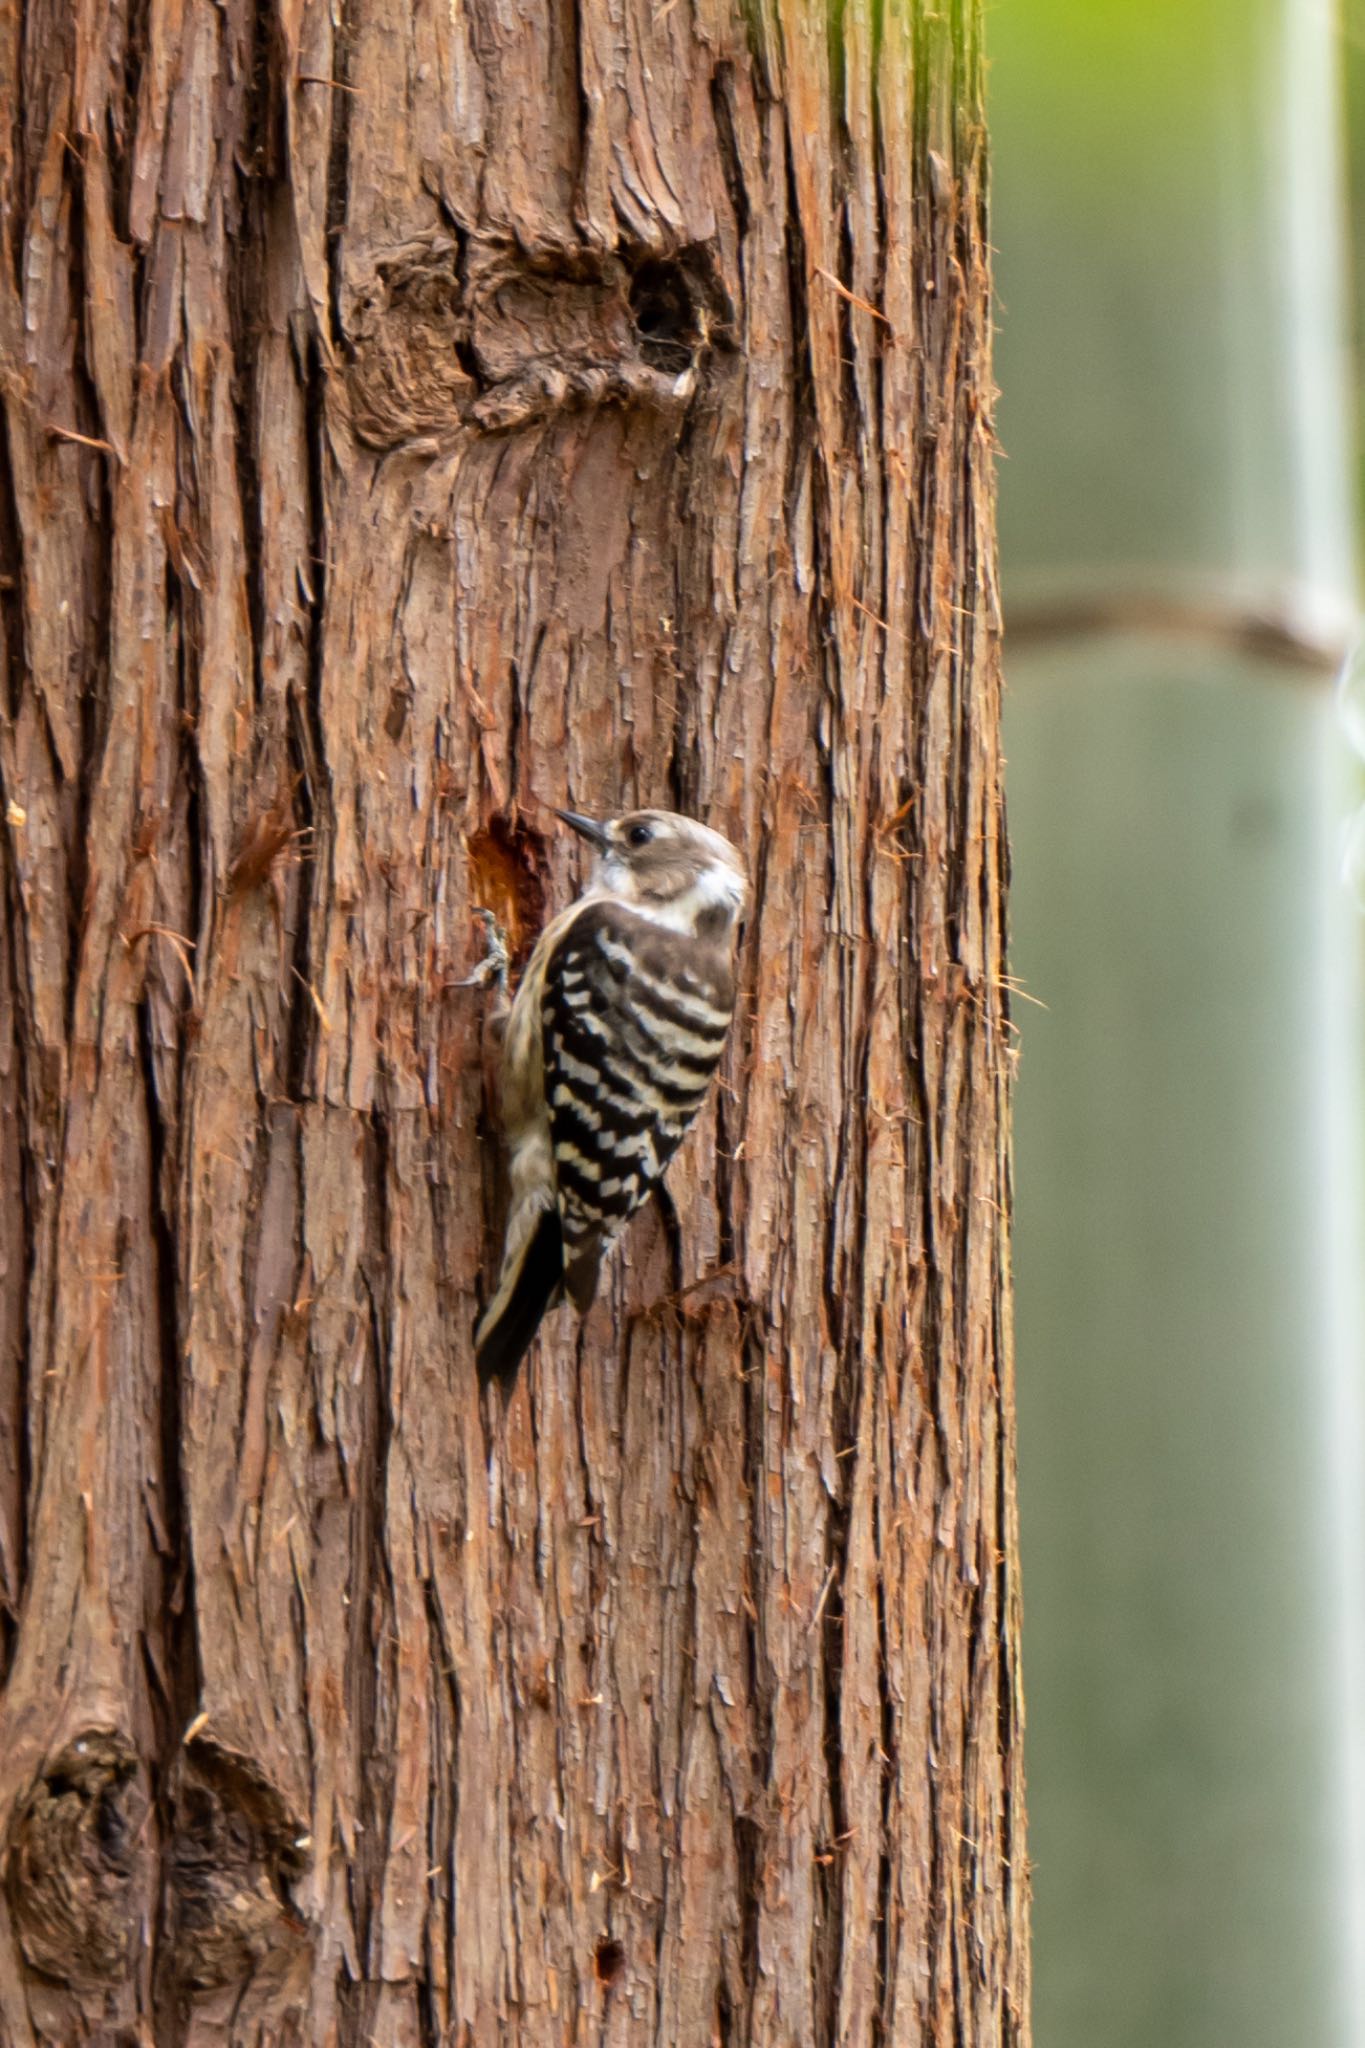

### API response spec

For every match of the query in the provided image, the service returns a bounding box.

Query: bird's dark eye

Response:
[626,822,653,848]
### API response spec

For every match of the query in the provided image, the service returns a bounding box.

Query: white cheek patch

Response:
[706,866,747,913]
[648,865,745,935]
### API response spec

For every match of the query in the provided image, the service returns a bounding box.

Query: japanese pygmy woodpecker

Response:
[474,807,748,1388]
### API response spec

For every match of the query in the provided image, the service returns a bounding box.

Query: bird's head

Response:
[556,807,749,940]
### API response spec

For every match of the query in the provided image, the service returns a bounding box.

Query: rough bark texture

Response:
[0,0,1025,2037]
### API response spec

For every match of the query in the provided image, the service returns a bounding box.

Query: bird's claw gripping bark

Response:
[457,907,511,992]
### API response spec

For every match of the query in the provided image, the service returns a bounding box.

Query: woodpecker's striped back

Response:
[542,902,735,1303]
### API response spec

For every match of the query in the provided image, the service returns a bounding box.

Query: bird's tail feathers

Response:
[475,1200,564,1389]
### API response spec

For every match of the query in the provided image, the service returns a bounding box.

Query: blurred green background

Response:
[990,1,1365,2042]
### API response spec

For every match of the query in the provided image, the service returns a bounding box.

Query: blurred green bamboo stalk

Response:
[990,2,1364,2043]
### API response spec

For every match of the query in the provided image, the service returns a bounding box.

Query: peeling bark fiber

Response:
[0,0,1026,2037]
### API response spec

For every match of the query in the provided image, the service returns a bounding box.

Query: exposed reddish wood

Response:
[0,0,1026,2038]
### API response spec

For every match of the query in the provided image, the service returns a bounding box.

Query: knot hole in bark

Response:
[6,1729,145,1988]
[162,1739,310,1993]
[347,237,732,446]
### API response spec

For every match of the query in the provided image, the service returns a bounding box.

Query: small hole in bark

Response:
[594,1937,626,1987]
[629,261,700,371]
[384,682,410,741]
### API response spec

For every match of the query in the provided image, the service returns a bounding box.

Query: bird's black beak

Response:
[554,808,612,851]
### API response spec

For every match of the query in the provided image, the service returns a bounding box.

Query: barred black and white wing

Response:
[541,902,736,1310]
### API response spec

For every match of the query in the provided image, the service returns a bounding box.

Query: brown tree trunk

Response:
[0,0,1025,2036]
